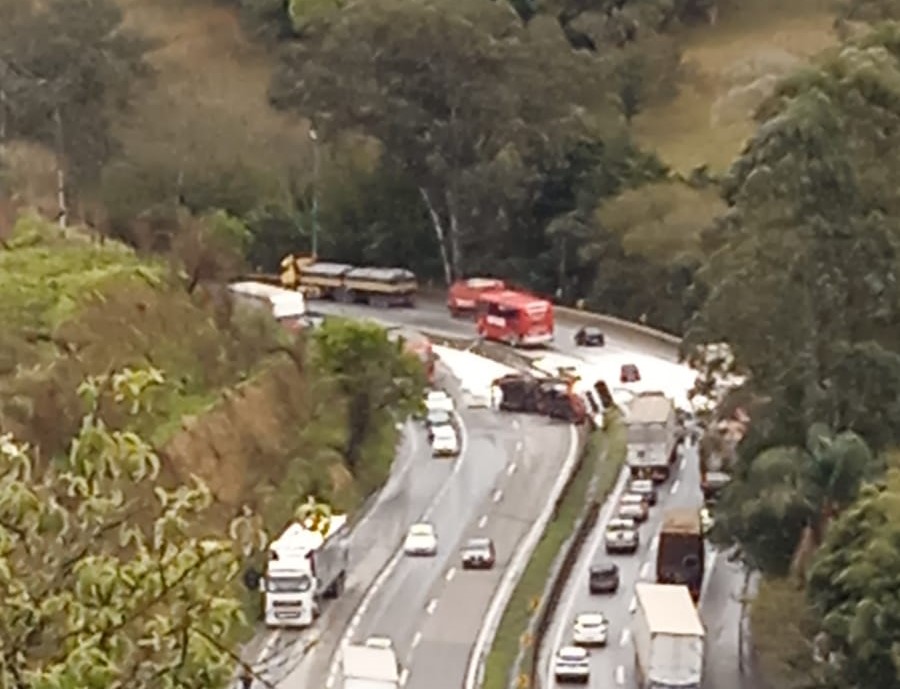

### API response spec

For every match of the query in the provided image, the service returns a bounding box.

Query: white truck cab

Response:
[264,515,349,628]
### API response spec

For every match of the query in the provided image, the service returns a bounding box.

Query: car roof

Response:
[427,390,450,398]
[621,493,644,502]
[409,523,434,533]
[465,537,493,548]
[432,425,456,436]
[558,646,588,658]
[583,326,602,333]
[607,518,636,529]
[590,562,618,574]
[575,612,607,624]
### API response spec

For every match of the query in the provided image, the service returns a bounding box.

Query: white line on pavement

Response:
[639,562,650,579]
[619,629,630,646]
[426,598,438,615]
[670,479,680,494]
[615,665,625,685]
[412,632,422,649]
[446,567,457,582]
[478,515,488,528]
[492,489,503,503]
[628,596,637,614]
[507,462,517,476]
[400,668,410,686]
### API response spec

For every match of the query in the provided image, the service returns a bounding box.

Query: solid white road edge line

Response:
[325,412,471,687]
[544,465,629,689]
[463,425,579,689]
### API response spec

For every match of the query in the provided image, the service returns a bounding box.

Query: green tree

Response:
[688,26,900,449]
[0,0,149,195]
[807,467,900,689]
[713,424,874,576]
[312,319,425,470]
[0,366,264,688]
[269,0,624,283]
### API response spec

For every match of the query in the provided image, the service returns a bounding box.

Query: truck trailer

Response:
[263,515,349,628]
[633,583,705,689]
[625,392,678,482]
[342,639,401,689]
[656,508,705,602]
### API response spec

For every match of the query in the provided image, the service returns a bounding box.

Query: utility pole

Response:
[309,128,319,259]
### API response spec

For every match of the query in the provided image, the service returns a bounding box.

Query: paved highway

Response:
[258,364,538,688]
[539,438,755,689]
[264,297,752,689]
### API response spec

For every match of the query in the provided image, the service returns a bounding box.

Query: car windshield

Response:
[591,565,616,576]
[559,648,587,661]
[267,575,312,593]
[433,426,455,440]
[576,615,606,627]
[465,539,491,551]
[607,519,635,531]
[428,411,451,423]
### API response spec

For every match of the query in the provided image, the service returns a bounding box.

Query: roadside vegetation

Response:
[4,0,900,686]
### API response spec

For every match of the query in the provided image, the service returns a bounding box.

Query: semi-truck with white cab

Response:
[632,583,705,689]
[263,514,349,628]
[625,392,678,482]
[342,637,401,689]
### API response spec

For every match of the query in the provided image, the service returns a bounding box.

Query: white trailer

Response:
[342,639,401,689]
[632,583,704,689]
[263,515,349,628]
[625,392,678,481]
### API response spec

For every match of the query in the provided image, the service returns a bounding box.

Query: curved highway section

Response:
[274,297,751,689]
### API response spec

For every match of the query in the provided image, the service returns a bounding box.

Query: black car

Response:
[461,537,496,569]
[574,326,606,347]
[588,562,620,594]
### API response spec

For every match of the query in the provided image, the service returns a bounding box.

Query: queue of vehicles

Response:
[554,390,708,686]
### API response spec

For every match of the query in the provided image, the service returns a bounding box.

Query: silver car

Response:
[604,517,639,554]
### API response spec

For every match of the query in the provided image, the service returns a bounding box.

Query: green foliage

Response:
[269,0,626,282]
[807,467,900,689]
[0,366,265,688]
[689,24,900,450]
[713,424,875,576]
[0,214,282,455]
[0,0,150,188]
[312,318,425,468]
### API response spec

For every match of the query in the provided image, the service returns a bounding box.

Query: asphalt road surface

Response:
[263,297,752,689]
[326,407,575,689]
[538,439,755,689]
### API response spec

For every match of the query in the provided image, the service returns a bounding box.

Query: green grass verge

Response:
[481,411,627,689]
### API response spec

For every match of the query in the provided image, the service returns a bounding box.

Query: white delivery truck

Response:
[632,583,705,689]
[625,392,678,482]
[342,638,401,689]
[263,515,349,628]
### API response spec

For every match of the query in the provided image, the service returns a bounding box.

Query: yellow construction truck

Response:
[279,254,418,307]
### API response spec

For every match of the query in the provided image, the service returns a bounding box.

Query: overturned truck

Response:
[492,373,587,424]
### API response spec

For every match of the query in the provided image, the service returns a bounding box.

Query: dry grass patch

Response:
[633,3,839,174]
[113,0,311,191]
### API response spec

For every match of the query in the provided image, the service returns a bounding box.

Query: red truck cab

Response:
[475,289,554,347]
[448,277,505,317]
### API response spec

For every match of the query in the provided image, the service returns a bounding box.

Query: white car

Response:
[572,612,609,646]
[364,636,394,650]
[431,425,460,457]
[425,390,454,414]
[552,645,590,683]
[604,517,639,554]
[403,523,438,556]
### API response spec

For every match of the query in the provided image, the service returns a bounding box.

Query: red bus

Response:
[475,290,554,347]
[447,277,505,317]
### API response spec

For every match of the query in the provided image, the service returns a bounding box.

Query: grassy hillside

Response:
[634,2,838,174]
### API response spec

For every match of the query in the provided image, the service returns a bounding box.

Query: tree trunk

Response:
[445,190,462,279]
[53,106,68,229]
[419,187,453,285]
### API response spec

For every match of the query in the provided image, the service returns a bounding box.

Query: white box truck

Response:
[632,583,704,689]
[342,637,401,689]
[263,514,349,628]
[625,392,678,482]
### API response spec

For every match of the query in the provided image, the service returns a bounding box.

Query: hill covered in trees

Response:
[5,0,900,686]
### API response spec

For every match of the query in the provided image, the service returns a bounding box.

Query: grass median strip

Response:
[482,412,627,689]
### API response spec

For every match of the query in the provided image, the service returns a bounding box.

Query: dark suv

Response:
[588,562,620,594]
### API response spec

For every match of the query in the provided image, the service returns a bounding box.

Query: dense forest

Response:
[4,0,900,686]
